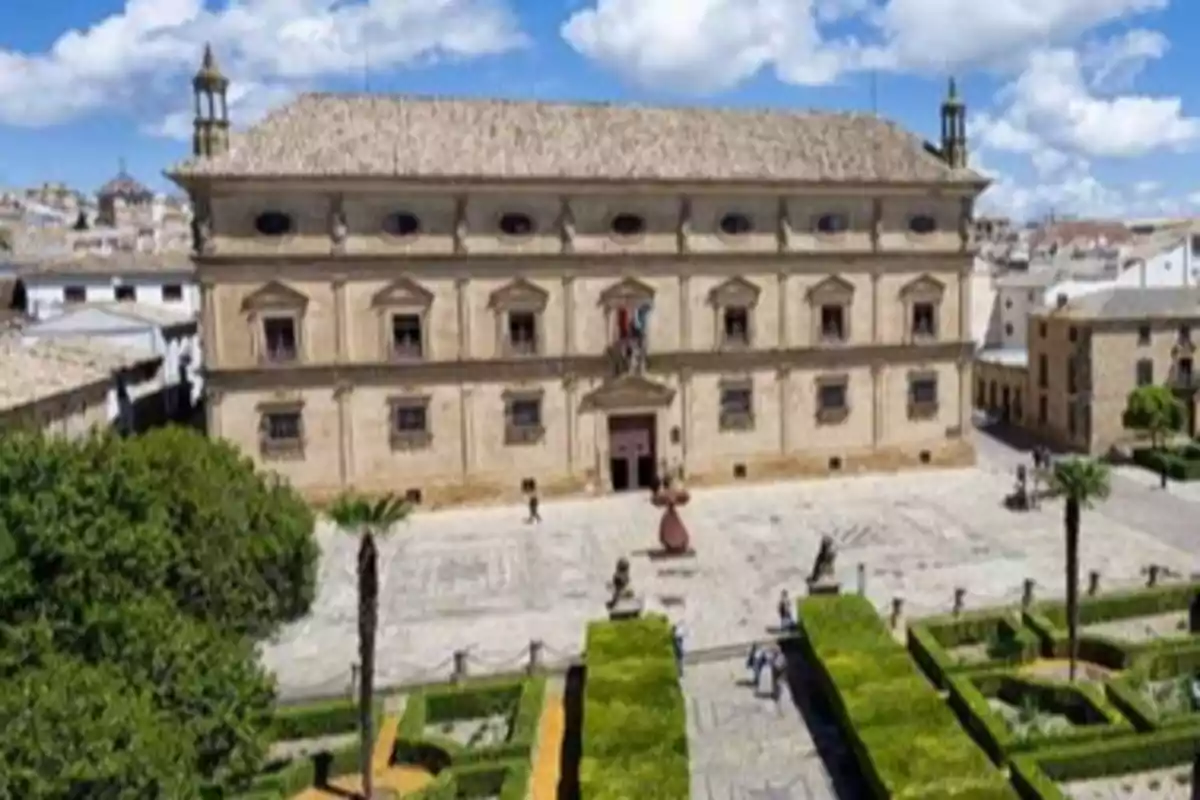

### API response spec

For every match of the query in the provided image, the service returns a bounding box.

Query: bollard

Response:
[452,649,468,683]
[857,563,867,596]
[527,639,543,676]
[953,587,966,616]
[1022,579,1035,610]
[1088,570,1100,596]
[890,597,904,630]
[1147,564,1161,588]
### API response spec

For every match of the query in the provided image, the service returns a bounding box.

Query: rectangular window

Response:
[721,307,750,347]
[1067,361,1077,394]
[819,305,845,342]
[1136,359,1154,386]
[1067,404,1077,436]
[259,409,303,458]
[908,375,938,419]
[262,316,298,363]
[114,285,136,302]
[162,284,183,302]
[1039,321,1048,338]
[1038,395,1048,425]
[1037,354,1048,388]
[975,378,985,407]
[391,313,423,359]
[505,395,544,445]
[718,385,753,430]
[63,286,86,304]
[507,312,537,355]
[1068,326,1077,343]
[816,379,849,424]
[1180,357,1194,385]
[389,399,431,450]
[1137,325,1151,345]
[911,302,936,338]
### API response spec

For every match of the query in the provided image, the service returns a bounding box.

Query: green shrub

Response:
[580,615,689,799]
[1106,644,1200,731]
[1010,726,1200,799]
[909,611,1039,689]
[947,671,1132,762]
[798,595,1015,799]
[1131,447,1200,481]
[272,697,379,741]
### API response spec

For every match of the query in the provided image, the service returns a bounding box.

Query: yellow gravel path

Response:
[531,691,565,800]
[290,713,434,798]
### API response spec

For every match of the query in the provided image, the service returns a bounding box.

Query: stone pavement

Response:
[683,654,860,799]
[262,432,1200,699]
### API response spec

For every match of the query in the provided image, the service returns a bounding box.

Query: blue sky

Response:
[1,0,1197,220]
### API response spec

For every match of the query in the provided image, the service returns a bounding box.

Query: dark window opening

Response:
[609,213,645,237]
[254,211,293,236]
[911,302,936,336]
[498,212,535,237]
[162,284,183,302]
[820,305,845,341]
[815,213,848,234]
[63,286,86,304]
[722,307,749,346]
[115,285,136,302]
[507,311,537,355]
[391,313,423,359]
[384,212,421,237]
[718,213,753,236]
[908,214,937,234]
[262,316,298,362]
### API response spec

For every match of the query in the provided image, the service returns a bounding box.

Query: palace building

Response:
[168,47,989,506]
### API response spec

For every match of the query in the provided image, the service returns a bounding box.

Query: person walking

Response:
[526,491,542,524]
[777,589,794,631]
[671,622,686,676]
[769,647,786,703]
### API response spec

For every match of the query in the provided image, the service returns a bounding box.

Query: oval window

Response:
[498,212,535,237]
[815,213,848,234]
[254,211,293,236]
[383,212,421,237]
[908,214,937,234]
[718,213,753,236]
[610,213,646,237]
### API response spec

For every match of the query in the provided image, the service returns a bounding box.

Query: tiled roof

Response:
[0,334,153,412]
[1052,287,1200,320]
[168,93,987,185]
[98,170,153,199]
[16,250,194,276]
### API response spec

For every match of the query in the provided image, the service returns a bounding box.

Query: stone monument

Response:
[651,483,693,556]
[806,535,841,595]
[607,557,643,620]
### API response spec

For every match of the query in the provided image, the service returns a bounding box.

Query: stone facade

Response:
[170,52,987,505]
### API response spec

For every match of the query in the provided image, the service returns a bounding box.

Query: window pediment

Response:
[806,275,855,303]
[709,276,760,307]
[371,277,433,309]
[489,278,548,311]
[599,277,655,309]
[900,274,945,300]
[242,281,308,312]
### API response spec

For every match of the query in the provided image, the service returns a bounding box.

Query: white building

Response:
[13,251,198,321]
[20,302,202,418]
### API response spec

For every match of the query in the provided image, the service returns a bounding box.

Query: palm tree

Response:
[1042,457,1111,681]
[327,492,412,800]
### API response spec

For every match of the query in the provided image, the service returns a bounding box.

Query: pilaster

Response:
[678,274,691,351]
[871,363,884,447]
[777,271,790,348]
[564,375,577,475]
[679,368,693,471]
[459,386,475,476]
[206,388,223,438]
[334,382,353,485]
[332,275,347,362]
[200,281,221,365]
[455,277,471,359]
[870,271,882,344]
[777,367,790,454]
[562,276,576,355]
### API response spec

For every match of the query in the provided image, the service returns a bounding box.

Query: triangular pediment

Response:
[806,275,855,301]
[709,276,761,307]
[242,281,308,311]
[581,374,675,411]
[488,278,548,310]
[599,277,655,308]
[900,274,945,299]
[371,277,433,308]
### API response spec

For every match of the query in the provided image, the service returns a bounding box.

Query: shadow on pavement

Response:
[779,638,870,799]
[557,665,584,800]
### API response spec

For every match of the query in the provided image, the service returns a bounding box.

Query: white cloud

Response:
[561,0,1171,91]
[0,0,524,131]
[975,40,1199,160]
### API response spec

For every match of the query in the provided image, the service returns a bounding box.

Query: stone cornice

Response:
[205,341,973,390]
[195,250,977,281]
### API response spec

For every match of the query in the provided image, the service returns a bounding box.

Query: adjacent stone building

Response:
[168,49,989,505]
[977,287,1200,454]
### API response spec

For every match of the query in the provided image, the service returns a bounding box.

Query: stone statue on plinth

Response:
[807,535,841,595]
[607,557,643,619]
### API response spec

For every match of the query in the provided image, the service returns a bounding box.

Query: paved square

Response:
[263,441,1200,698]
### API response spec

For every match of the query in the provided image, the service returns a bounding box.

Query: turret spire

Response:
[192,43,230,158]
[940,76,967,168]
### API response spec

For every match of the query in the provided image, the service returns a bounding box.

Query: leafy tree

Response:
[0,657,198,799]
[0,428,317,797]
[327,492,411,800]
[1043,458,1111,682]
[1122,384,1186,488]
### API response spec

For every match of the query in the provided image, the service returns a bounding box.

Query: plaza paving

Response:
[262,434,1200,699]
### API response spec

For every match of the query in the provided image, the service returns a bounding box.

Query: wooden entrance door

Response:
[608,414,656,492]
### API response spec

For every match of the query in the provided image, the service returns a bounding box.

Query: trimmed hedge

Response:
[798,595,1016,799]
[947,670,1132,763]
[1131,446,1200,481]
[271,696,382,740]
[580,615,689,800]
[909,610,1039,690]
[229,743,360,799]
[1106,644,1200,732]
[1009,726,1200,799]
[396,675,545,765]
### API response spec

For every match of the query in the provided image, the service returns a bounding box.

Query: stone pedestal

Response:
[807,577,841,596]
[608,596,644,620]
